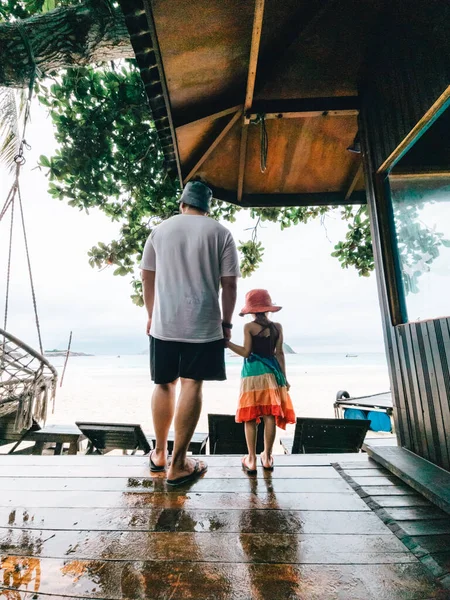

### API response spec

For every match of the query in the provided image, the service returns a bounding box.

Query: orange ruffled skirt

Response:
[235,354,296,430]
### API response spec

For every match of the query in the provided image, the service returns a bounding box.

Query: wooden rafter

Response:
[238,0,265,202]
[175,104,243,129]
[345,162,363,201]
[183,109,243,183]
[176,97,358,128]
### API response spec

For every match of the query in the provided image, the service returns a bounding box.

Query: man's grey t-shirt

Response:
[140,214,240,343]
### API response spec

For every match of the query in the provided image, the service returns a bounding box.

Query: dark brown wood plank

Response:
[410,323,438,465]
[184,109,242,183]
[399,325,428,457]
[343,468,391,478]
[237,119,248,202]
[366,446,450,514]
[0,530,412,563]
[0,559,444,599]
[420,321,450,471]
[352,476,398,487]
[0,490,369,511]
[0,507,388,534]
[0,476,352,494]
[0,465,341,479]
[360,486,418,496]
[428,320,450,470]
[410,535,450,554]
[0,454,370,466]
[338,460,384,470]
[386,507,448,522]
[372,495,431,508]
[401,520,450,537]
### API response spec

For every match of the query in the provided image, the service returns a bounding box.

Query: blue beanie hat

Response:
[180,181,212,213]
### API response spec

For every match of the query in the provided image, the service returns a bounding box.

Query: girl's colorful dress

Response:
[235,323,296,430]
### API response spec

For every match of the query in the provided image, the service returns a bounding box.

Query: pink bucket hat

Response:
[239,289,282,317]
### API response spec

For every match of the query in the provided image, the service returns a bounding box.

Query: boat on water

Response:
[346,354,358,358]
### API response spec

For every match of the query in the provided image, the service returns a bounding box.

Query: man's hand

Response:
[222,325,232,341]
[146,317,152,336]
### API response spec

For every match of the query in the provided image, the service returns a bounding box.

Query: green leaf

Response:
[39,154,51,167]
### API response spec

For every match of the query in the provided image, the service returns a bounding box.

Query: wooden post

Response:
[60,331,72,388]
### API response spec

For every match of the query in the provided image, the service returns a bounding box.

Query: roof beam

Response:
[238,0,265,202]
[209,187,367,207]
[250,97,359,118]
[183,109,243,183]
[175,97,359,129]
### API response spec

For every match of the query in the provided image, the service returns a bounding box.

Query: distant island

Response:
[283,343,296,354]
[45,349,94,357]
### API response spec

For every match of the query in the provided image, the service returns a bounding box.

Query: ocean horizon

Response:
[47,353,390,451]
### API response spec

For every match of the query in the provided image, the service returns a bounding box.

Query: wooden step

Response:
[365,445,450,515]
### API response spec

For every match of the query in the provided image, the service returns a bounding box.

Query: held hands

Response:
[222,322,232,341]
[222,327,232,342]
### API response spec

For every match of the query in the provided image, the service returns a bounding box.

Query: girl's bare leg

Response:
[261,415,276,468]
[244,420,258,471]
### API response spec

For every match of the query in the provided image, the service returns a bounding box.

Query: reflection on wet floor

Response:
[0,455,448,599]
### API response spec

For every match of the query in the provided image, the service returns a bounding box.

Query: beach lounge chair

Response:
[282,417,370,454]
[208,413,265,454]
[75,421,152,455]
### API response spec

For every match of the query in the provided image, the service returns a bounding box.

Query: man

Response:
[140,180,239,485]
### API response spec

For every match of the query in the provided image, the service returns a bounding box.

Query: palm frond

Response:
[0,88,20,173]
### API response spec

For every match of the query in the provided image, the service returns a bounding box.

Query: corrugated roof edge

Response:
[118,0,178,177]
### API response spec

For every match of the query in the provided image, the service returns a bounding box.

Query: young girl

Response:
[226,289,296,473]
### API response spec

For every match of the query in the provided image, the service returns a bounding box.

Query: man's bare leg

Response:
[167,378,205,480]
[151,380,177,468]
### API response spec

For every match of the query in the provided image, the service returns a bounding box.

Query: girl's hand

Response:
[286,381,291,391]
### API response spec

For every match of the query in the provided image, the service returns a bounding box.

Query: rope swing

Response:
[0,27,57,431]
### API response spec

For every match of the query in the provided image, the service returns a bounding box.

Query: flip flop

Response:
[167,460,208,486]
[149,450,167,472]
[242,456,257,476]
[260,455,274,471]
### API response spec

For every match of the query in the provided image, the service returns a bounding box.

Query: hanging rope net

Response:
[0,328,57,429]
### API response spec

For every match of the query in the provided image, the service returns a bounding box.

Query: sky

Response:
[0,103,387,355]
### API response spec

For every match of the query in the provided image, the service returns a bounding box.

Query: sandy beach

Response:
[46,353,390,452]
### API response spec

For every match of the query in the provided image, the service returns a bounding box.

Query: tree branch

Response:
[0,1,133,87]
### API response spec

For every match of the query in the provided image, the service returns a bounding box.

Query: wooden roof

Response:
[119,0,383,207]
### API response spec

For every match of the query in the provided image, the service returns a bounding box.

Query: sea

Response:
[47,353,390,450]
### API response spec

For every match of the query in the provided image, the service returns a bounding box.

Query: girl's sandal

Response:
[241,456,257,475]
[260,454,274,471]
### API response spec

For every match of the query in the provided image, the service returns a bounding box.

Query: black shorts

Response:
[150,336,226,384]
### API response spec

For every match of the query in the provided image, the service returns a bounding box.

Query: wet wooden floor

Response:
[0,454,448,599]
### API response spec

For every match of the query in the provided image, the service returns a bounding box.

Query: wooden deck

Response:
[0,454,448,599]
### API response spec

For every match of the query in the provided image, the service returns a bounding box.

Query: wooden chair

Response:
[283,417,370,454]
[208,414,265,454]
[148,431,208,455]
[75,422,152,455]
[0,413,41,454]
